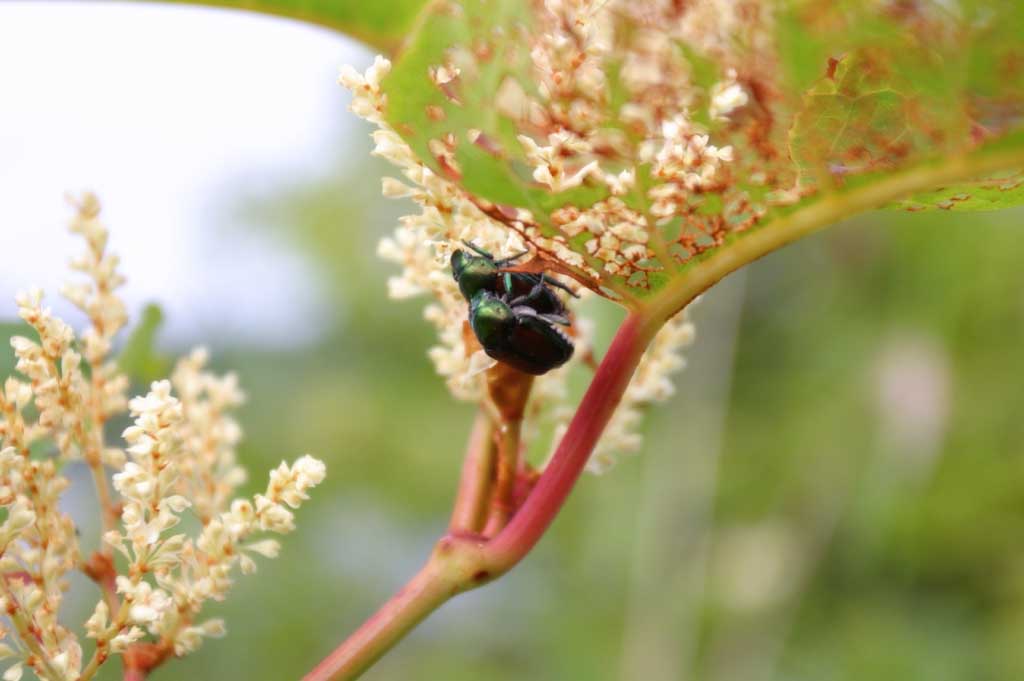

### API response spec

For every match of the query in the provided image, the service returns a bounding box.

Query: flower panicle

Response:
[341,34,702,472]
[0,195,326,680]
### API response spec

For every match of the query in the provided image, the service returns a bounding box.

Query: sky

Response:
[0,2,376,347]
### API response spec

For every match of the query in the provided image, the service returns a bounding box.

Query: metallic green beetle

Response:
[450,241,576,317]
[450,242,576,375]
[467,288,574,376]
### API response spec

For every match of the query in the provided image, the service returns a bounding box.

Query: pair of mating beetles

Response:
[450,242,576,375]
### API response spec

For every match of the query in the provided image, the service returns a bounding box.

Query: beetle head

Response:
[451,250,499,302]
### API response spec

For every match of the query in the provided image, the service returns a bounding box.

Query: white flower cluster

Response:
[170,348,247,523]
[0,445,80,681]
[518,131,601,193]
[99,382,325,657]
[343,57,590,404]
[342,46,699,472]
[645,118,736,218]
[0,196,325,681]
[501,0,772,284]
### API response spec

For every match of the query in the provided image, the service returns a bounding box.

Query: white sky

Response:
[0,2,375,347]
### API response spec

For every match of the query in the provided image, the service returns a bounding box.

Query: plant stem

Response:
[117,643,173,681]
[448,410,496,534]
[482,310,661,571]
[482,417,522,536]
[302,544,476,681]
[306,310,661,681]
[77,643,109,681]
[86,456,118,537]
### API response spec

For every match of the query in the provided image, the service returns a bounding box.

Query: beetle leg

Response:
[526,274,550,302]
[541,277,580,298]
[508,275,549,307]
[511,305,568,327]
[540,313,571,326]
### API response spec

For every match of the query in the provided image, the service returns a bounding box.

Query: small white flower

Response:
[85,600,109,639]
[246,539,281,559]
[709,76,749,121]
[255,499,295,534]
[110,627,145,652]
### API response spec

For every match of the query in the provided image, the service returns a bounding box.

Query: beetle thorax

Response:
[455,259,499,300]
[469,293,512,340]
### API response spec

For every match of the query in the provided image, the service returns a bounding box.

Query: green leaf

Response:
[892,172,1024,212]
[790,52,936,188]
[379,0,1024,302]
[112,0,429,53]
[118,303,171,384]
[784,1,1024,208]
[383,0,604,215]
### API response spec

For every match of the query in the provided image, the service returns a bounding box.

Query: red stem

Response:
[123,668,147,681]
[305,310,661,681]
[448,410,495,534]
[302,555,461,681]
[483,310,657,570]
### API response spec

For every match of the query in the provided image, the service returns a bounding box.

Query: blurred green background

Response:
[4,5,1024,681]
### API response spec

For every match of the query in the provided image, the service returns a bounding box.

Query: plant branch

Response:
[85,457,118,543]
[81,550,119,612]
[120,642,173,681]
[302,543,478,681]
[448,410,496,534]
[482,417,522,537]
[305,309,661,681]
[482,310,662,571]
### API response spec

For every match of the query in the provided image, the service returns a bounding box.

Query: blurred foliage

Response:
[117,303,171,384]
[117,0,428,53]
[0,324,18,380]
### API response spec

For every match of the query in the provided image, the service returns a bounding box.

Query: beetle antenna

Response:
[460,240,493,258]
[495,250,529,266]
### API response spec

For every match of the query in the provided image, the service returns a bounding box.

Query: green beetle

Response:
[450,241,576,317]
[468,288,574,375]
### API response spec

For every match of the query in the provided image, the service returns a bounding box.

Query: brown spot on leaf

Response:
[826,56,841,80]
